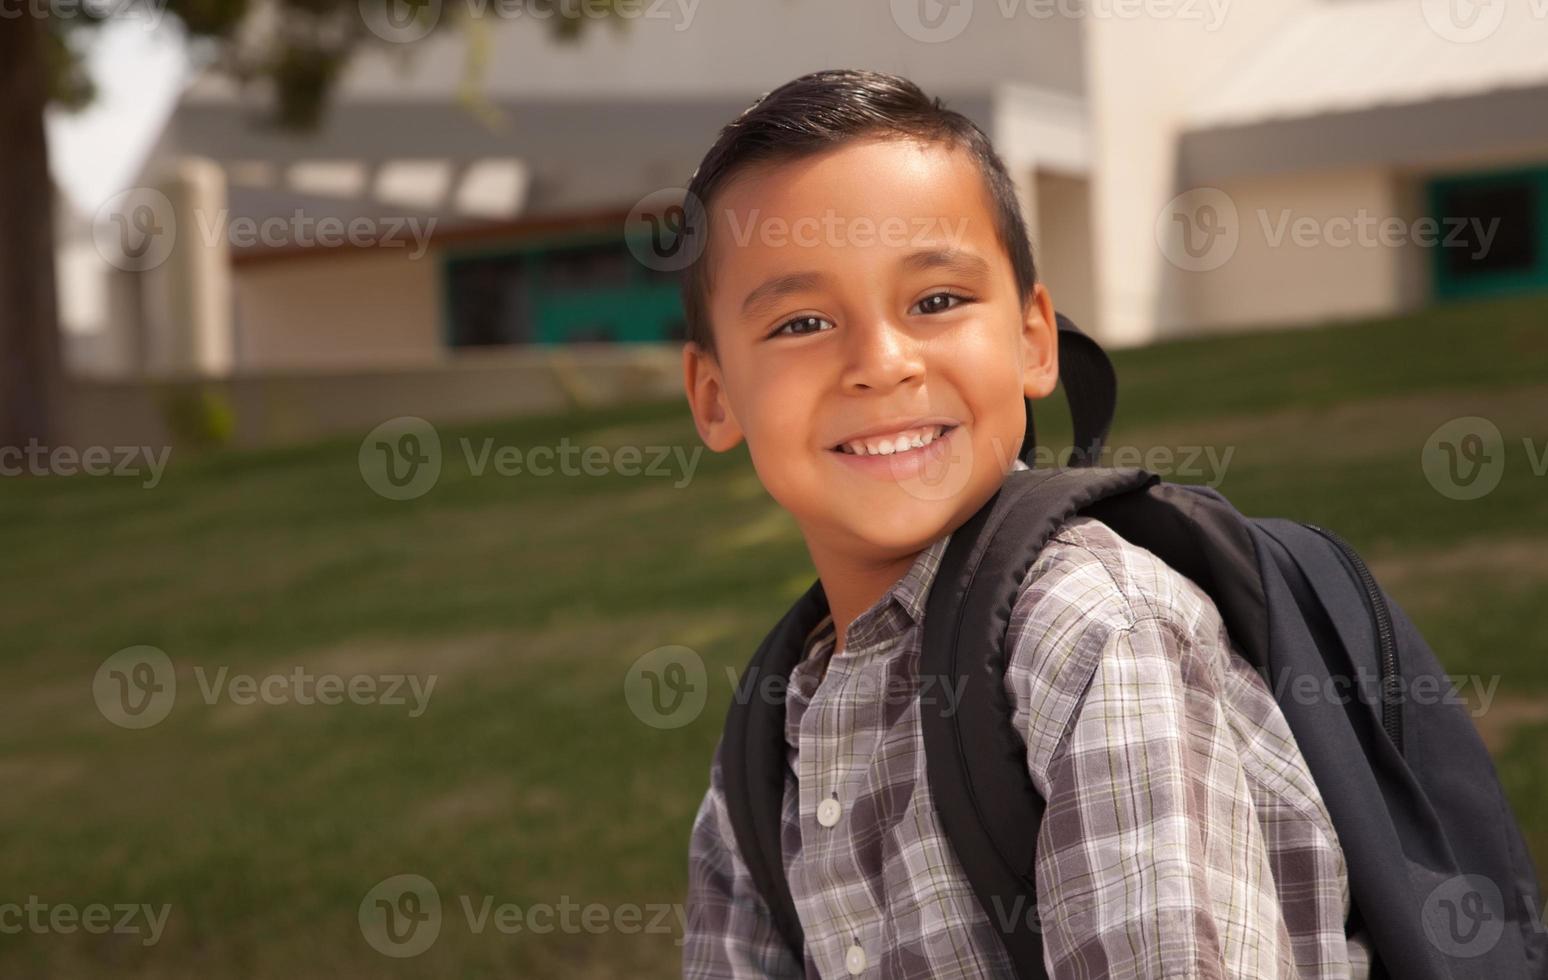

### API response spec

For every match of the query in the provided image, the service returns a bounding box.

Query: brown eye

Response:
[771,315,833,338]
[911,292,968,315]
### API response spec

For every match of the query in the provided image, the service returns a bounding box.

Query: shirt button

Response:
[817,796,842,828]
[845,940,867,975]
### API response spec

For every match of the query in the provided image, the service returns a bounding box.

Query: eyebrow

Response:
[740,271,826,321]
[899,248,992,279]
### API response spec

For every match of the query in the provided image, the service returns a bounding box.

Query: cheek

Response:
[733,375,819,485]
[949,334,1025,408]
[736,358,824,434]
[952,342,1029,465]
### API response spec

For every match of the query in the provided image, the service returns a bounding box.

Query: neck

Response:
[805,536,922,658]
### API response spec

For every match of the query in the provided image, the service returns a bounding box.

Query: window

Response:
[1429,164,1548,300]
[441,234,685,346]
[443,251,534,346]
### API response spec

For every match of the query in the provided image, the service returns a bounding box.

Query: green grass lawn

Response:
[2,295,1546,977]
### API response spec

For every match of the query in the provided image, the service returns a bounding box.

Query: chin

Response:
[838,495,957,554]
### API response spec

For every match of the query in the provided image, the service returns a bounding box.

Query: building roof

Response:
[182,4,1084,107]
[143,89,1001,253]
[140,0,1087,246]
[1186,0,1548,130]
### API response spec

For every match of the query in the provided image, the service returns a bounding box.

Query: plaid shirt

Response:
[685,461,1372,979]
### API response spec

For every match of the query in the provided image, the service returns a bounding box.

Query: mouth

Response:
[827,422,961,457]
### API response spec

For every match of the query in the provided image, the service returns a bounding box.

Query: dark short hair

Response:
[679,68,1038,357]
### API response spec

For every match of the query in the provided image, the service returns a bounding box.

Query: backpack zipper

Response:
[1298,522,1404,755]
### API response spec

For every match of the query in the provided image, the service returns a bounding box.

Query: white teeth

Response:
[839,425,950,456]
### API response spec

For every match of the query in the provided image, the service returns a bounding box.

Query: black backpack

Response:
[719,315,1547,979]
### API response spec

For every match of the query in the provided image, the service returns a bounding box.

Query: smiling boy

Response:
[680,70,1369,979]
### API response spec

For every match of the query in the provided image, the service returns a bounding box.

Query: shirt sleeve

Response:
[1029,610,1302,980]
[682,741,805,979]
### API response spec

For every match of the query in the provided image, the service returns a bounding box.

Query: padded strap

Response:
[721,579,828,964]
[919,466,1159,977]
[1022,313,1119,468]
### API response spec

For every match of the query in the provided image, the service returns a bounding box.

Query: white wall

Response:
[1179,166,1419,333]
[1081,0,1307,346]
[233,248,443,371]
[1033,170,1098,331]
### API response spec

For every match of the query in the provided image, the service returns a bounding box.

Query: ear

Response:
[682,341,745,452]
[1020,282,1060,401]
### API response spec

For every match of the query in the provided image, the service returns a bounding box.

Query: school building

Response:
[57,0,1548,445]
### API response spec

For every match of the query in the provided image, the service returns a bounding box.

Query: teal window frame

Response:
[439,228,685,347]
[1427,162,1548,301]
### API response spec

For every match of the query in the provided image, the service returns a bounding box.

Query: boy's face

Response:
[682,136,1059,560]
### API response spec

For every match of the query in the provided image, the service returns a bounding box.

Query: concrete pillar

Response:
[142,156,234,376]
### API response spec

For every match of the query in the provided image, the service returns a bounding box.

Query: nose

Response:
[839,313,925,393]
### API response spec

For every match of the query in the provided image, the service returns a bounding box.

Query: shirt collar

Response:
[808,456,1033,650]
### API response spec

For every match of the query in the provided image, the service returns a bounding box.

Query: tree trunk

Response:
[0,15,63,451]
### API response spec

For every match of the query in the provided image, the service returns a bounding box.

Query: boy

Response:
[679,69,1369,979]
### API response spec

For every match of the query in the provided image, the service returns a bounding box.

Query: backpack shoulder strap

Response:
[720,577,828,964]
[919,465,1159,977]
